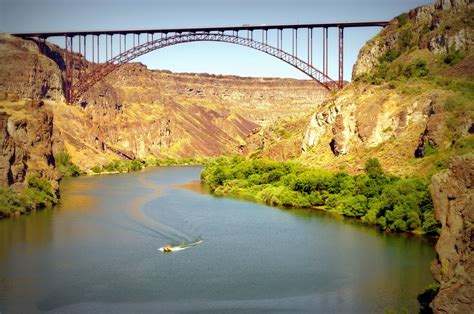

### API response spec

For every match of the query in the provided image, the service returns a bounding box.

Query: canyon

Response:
[0,33,328,175]
[0,0,473,312]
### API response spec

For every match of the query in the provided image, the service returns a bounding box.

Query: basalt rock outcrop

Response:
[0,101,59,191]
[430,154,473,313]
[0,36,63,101]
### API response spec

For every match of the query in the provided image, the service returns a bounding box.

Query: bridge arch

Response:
[71,32,336,103]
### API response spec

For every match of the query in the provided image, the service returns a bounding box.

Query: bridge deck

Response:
[13,21,389,38]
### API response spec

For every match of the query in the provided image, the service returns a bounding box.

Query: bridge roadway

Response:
[13,21,389,38]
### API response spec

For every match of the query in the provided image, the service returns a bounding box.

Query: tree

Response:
[364,158,384,178]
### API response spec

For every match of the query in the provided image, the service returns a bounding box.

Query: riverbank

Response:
[201,156,441,237]
[0,153,208,219]
[0,175,58,219]
[55,151,208,177]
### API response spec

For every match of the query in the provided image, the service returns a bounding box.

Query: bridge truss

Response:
[14,22,388,103]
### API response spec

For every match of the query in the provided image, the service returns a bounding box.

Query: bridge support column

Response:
[64,35,73,103]
[338,27,344,89]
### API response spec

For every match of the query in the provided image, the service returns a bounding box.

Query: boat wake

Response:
[124,175,202,252]
[158,239,203,253]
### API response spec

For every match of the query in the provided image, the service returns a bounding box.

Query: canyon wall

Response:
[0,101,58,191]
[430,154,473,313]
[297,0,473,176]
[0,34,328,170]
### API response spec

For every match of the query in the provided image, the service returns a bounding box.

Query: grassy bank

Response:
[0,153,206,218]
[201,157,441,236]
[54,151,207,177]
[88,157,206,175]
[0,175,58,218]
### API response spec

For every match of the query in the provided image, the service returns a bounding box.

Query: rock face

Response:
[242,116,309,161]
[105,63,328,126]
[0,101,59,191]
[430,154,474,313]
[352,0,473,79]
[300,84,434,174]
[0,35,64,101]
[300,0,473,176]
[0,34,328,169]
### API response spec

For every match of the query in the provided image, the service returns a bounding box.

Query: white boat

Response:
[159,239,203,253]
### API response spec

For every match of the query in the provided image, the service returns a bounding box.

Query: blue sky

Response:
[1,0,431,81]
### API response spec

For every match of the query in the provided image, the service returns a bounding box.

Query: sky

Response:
[1,0,431,81]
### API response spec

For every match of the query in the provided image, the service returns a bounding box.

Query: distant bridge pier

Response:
[13,21,388,104]
[339,26,344,89]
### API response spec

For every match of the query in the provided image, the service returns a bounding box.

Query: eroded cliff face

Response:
[0,34,328,170]
[0,101,59,191]
[299,0,473,176]
[430,154,473,313]
[300,84,448,174]
[52,62,328,168]
[105,63,328,126]
[0,36,63,101]
[353,0,473,79]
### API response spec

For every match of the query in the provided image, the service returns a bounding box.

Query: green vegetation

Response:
[201,157,440,236]
[417,283,440,314]
[89,157,206,174]
[0,175,58,218]
[397,13,409,28]
[55,151,82,177]
[442,47,466,65]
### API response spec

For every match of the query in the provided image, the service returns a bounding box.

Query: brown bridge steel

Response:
[13,22,388,103]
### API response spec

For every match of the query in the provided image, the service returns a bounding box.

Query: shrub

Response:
[91,166,102,174]
[422,211,441,235]
[55,151,82,177]
[453,136,474,154]
[442,48,465,65]
[397,13,409,27]
[0,175,58,217]
[443,95,470,112]
[379,49,401,63]
[364,158,384,178]
[398,29,413,51]
[0,187,31,217]
[424,141,437,156]
[341,195,368,217]
[420,23,430,35]
[407,211,422,230]
[404,59,429,78]
[25,175,58,208]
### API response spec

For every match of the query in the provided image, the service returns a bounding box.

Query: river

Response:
[0,166,435,313]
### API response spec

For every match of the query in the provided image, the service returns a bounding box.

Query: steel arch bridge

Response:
[13,22,388,103]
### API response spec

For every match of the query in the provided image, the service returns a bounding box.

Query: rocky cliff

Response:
[105,63,328,126]
[0,101,58,191]
[296,0,473,176]
[353,0,473,79]
[0,34,328,170]
[430,154,473,313]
